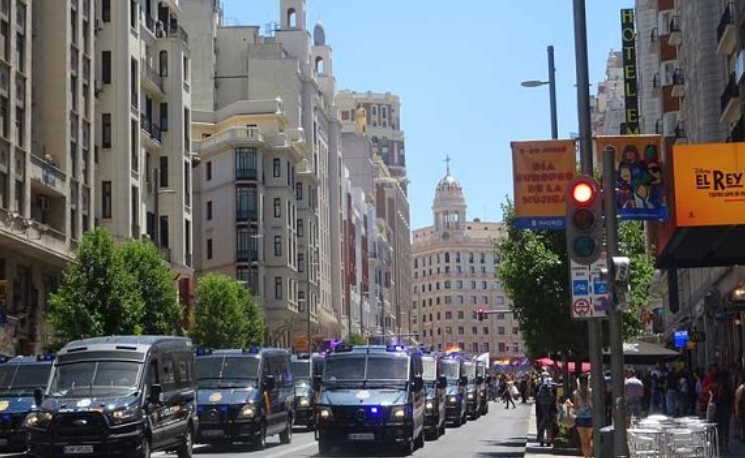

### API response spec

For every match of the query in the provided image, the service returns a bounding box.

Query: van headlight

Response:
[425,401,434,410]
[24,411,53,429]
[467,393,475,400]
[109,404,142,424]
[238,404,256,419]
[298,397,310,407]
[448,395,457,404]
[390,406,406,420]
[318,407,332,420]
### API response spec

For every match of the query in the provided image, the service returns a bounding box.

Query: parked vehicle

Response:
[462,359,481,420]
[26,336,196,458]
[290,353,324,429]
[441,354,467,427]
[0,355,53,453]
[421,353,446,440]
[315,345,426,455]
[195,347,294,449]
[475,359,489,416]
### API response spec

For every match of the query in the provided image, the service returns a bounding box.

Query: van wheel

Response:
[398,438,414,456]
[254,422,267,450]
[280,417,293,444]
[177,428,193,458]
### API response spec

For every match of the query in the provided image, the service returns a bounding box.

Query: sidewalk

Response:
[522,406,745,457]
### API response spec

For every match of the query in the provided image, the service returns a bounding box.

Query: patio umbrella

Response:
[603,339,680,365]
[535,357,555,367]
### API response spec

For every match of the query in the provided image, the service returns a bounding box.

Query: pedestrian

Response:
[734,376,745,442]
[572,375,594,458]
[713,370,734,452]
[519,376,528,404]
[503,379,517,409]
[535,378,556,447]
[665,367,679,416]
[624,369,644,426]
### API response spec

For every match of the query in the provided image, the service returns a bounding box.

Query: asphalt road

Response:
[184,401,531,458]
[0,402,530,458]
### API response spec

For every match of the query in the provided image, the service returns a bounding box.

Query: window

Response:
[159,50,168,77]
[274,277,282,300]
[206,201,212,221]
[296,182,303,200]
[273,197,281,218]
[129,0,137,28]
[298,253,304,272]
[457,296,464,304]
[273,158,281,177]
[235,147,256,179]
[130,120,138,171]
[483,327,489,335]
[482,281,488,290]
[160,103,168,131]
[183,55,189,81]
[469,252,474,263]
[458,311,464,319]
[499,343,506,353]
[102,0,110,22]
[183,108,190,147]
[130,59,137,108]
[458,327,464,335]
[101,51,111,84]
[159,156,168,187]
[297,219,303,237]
[445,252,450,263]
[273,235,282,256]
[206,161,212,181]
[471,296,477,305]
[436,297,440,305]
[15,32,23,69]
[498,327,505,335]
[471,281,476,289]
[513,343,520,354]
[102,181,111,218]
[480,253,486,264]
[206,239,213,260]
[496,296,505,305]
[160,216,169,248]
[513,327,519,335]
[445,311,452,320]
[483,296,489,304]
[496,312,505,320]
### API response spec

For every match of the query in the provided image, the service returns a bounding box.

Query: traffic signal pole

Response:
[604,147,628,457]
[572,1,605,456]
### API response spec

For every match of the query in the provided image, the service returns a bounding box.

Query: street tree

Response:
[119,239,182,335]
[48,229,145,342]
[190,274,265,348]
[346,333,367,346]
[618,220,656,338]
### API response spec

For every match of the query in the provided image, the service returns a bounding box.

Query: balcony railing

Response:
[167,23,189,43]
[721,73,739,113]
[236,209,258,223]
[140,115,162,142]
[236,168,258,181]
[718,3,734,45]
[237,249,259,263]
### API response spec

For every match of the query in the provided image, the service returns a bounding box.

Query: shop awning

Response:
[603,340,679,365]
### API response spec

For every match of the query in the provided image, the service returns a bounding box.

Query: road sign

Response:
[573,280,589,296]
[570,253,609,319]
[573,298,592,317]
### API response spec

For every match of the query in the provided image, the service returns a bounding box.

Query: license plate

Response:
[64,445,94,454]
[348,433,375,441]
[201,430,225,438]
[0,439,7,447]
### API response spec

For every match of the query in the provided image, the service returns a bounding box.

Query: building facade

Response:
[411,167,523,356]
[591,50,625,135]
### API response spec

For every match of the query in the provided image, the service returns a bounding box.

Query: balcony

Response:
[192,126,265,156]
[236,209,258,224]
[141,61,165,95]
[140,115,162,149]
[236,168,258,181]
[720,73,741,125]
[668,16,682,46]
[29,153,67,196]
[237,249,259,263]
[671,69,685,97]
[717,3,736,56]
[167,23,188,44]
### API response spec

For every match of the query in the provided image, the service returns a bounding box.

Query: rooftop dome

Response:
[433,157,466,212]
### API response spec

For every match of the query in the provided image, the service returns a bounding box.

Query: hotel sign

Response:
[621,9,639,135]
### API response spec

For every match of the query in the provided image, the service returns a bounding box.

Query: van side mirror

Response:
[33,388,44,407]
[437,376,447,389]
[459,376,468,386]
[262,375,276,392]
[412,376,423,392]
[312,375,322,392]
[149,384,163,405]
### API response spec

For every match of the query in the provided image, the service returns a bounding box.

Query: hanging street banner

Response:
[511,139,576,230]
[595,135,667,221]
[673,142,745,227]
[570,253,609,319]
[620,8,639,135]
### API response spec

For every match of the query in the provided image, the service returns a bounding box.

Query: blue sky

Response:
[223,0,633,229]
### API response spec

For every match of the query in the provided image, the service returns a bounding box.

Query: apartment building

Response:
[411,167,523,356]
[591,51,625,135]
[183,0,342,346]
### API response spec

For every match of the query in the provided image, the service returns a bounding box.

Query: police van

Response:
[194,348,294,449]
[315,345,425,455]
[0,355,53,452]
[27,336,196,458]
[462,359,481,420]
[290,353,324,429]
[441,354,467,427]
[421,353,446,440]
[475,359,489,416]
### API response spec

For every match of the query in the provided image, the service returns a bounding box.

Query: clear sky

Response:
[222,0,633,229]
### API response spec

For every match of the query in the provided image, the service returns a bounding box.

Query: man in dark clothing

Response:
[535,381,556,447]
[519,377,528,403]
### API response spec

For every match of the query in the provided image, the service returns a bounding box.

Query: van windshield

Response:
[325,355,408,384]
[291,361,310,379]
[422,360,437,381]
[195,356,259,389]
[49,361,141,398]
[0,364,51,396]
[441,361,460,380]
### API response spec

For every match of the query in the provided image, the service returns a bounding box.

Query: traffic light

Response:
[477,309,485,321]
[566,176,603,265]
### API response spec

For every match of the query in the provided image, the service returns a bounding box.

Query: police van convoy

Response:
[0,355,54,453]
[290,353,324,429]
[26,336,196,458]
[314,345,426,455]
[194,347,293,449]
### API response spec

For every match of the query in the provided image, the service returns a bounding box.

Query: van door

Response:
[145,356,166,449]
[411,357,424,437]
[151,350,186,449]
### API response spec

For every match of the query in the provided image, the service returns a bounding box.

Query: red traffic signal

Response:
[570,180,597,206]
[566,176,603,265]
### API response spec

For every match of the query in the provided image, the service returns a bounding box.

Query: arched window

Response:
[287,8,297,27]
[159,50,168,77]
[315,56,325,74]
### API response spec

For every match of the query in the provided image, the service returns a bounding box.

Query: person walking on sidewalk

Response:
[572,375,594,458]
[535,378,557,447]
[713,370,734,453]
[734,376,745,442]
[503,378,517,409]
[625,369,645,426]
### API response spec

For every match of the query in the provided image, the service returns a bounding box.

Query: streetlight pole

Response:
[548,45,558,140]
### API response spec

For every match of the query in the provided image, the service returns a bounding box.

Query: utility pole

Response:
[548,45,558,140]
[573,1,606,457]
[604,146,627,457]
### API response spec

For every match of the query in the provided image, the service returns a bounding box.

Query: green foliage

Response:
[190,274,265,348]
[618,220,655,339]
[119,239,182,335]
[48,229,145,342]
[496,200,587,358]
[347,333,367,346]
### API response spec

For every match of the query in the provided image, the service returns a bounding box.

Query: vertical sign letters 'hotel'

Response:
[621,9,639,135]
